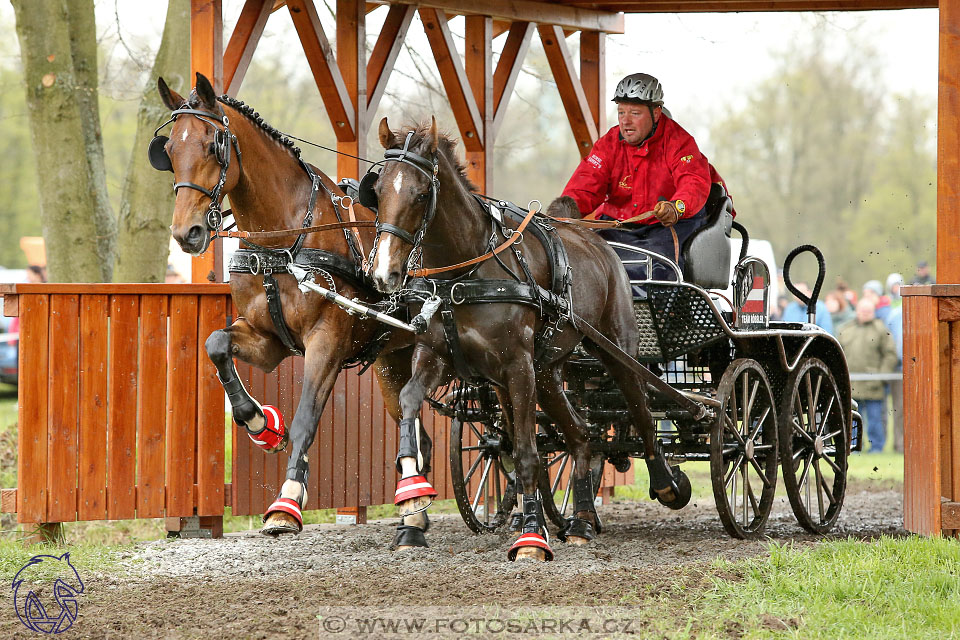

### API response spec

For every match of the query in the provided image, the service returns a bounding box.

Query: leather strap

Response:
[440,304,477,381]
[262,273,303,356]
[219,219,377,240]
[407,206,538,278]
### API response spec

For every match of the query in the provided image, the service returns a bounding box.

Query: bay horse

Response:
[154,73,430,538]
[368,117,689,561]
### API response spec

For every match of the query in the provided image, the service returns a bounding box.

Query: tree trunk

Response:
[114,0,190,283]
[10,0,114,282]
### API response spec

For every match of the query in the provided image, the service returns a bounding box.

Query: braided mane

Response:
[214,94,303,159]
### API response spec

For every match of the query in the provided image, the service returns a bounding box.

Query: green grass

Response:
[680,536,960,639]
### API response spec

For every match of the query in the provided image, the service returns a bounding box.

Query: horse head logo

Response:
[12,552,84,634]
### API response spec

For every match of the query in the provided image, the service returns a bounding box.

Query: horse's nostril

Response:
[186,225,205,243]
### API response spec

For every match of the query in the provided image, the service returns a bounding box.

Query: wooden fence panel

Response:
[166,295,198,517]
[196,295,226,516]
[107,296,139,520]
[17,294,49,524]
[137,295,168,518]
[47,295,80,523]
[78,295,108,521]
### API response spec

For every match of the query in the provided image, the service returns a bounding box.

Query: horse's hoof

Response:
[395,545,425,552]
[514,547,547,561]
[565,535,590,546]
[260,511,301,537]
[397,495,433,517]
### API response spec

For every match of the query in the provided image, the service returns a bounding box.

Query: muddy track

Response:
[2,488,904,639]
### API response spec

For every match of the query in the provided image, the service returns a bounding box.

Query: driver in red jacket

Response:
[547,73,728,282]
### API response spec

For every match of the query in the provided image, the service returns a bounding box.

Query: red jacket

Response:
[562,118,715,223]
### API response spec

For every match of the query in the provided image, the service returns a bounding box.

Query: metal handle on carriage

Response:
[289,264,425,334]
[782,244,826,324]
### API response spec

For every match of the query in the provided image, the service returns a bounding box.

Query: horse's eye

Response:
[416,192,429,203]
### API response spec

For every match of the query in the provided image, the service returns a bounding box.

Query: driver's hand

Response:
[652,200,679,227]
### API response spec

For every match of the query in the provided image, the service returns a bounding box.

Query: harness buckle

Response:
[450,281,467,305]
[206,207,223,232]
[249,253,262,276]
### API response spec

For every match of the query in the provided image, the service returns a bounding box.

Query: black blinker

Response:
[358,170,379,210]
[148,135,173,172]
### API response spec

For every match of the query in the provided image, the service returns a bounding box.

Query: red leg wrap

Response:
[394,476,438,505]
[263,497,303,532]
[507,532,554,561]
[247,405,286,452]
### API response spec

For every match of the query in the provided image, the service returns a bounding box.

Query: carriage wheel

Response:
[711,358,779,539]
[449,416,518,534]
[538,447,606,529]
[778,358,848,534]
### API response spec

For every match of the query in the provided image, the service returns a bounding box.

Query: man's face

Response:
[617,102,659,146]
[856,300,876,324]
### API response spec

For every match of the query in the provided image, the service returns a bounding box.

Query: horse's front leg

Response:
[260,328,346,536]
[375,345,432,474]
[506,358,554,562]
[205,319,290,453]
[392,344,447,550]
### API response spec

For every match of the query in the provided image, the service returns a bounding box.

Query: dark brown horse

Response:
[368,117,688,561]
[155,73,423,536]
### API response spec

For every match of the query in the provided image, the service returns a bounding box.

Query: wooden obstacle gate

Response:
[0,282,630,533]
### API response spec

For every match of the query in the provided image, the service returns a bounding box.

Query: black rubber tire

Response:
[778,358,848,534]
[449,417,518,534]
[711,358,779,539]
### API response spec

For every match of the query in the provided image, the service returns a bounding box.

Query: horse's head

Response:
[369,116,440,293]
[154,73,242,256]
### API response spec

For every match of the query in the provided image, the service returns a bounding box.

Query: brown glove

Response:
[652,200,680,227]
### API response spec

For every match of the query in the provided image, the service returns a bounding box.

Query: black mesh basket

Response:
[646,284,727,360]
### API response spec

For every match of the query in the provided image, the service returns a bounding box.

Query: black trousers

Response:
[596,209,706,283]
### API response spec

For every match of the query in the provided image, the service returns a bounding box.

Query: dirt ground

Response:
[2,486,904,640]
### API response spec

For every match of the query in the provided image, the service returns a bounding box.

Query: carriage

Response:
[429,193,864,540]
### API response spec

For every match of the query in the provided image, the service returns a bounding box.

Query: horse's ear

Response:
[158,76,184,111]
[428,116,439,154]
[378,117,396,149]
[195,72,219,110]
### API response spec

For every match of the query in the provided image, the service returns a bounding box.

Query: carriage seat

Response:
[680,183,734,290]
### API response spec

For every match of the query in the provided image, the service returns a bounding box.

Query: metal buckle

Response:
[206,208,223,231]
[249,253,261,276]
[450,281,467,305]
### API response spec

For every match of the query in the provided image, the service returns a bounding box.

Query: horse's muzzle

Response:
[172,223,211,256]
[372,270,403,294]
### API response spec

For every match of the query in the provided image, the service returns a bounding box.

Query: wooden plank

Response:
[538,24,599,158]
[941,298,960,322]
[77,295,108,521]
[191,0,224,285]
[2,283,231,295]
[580,31,606,133]
[419,8,484,152]
[390,0,624,33]
[581,0,933,9]
[224,0,273,95]
[358,370,373,504]
[46,295,80,523]
[337,0,366,181]
[366,4,415,116]
[333,373,348,506]
[196,295,226,516]
[262,367,282,505]
[951,322,960,503]
[943,501,960,529]
[232,361,252,516]
[492,22,534,139]
[1,489,16,513]
[345,369,360,507]
[18,295,48,524]
[287,0,356,139]
[318,366,336,508]
[3,294,18,317]
[166,295,198,517]
[370,368,385,506]
[137,295,168,518]
[247,364,267,513]
[465,15,493,191]
[107,296,139,520]
[903,295,944,535]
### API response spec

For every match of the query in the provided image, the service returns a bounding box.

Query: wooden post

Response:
[538,24,599,158]
[465,15,493,192]
[580,31,606,135]
[938,0,960,284]
[336,0,365,181]
[190,0,224,283]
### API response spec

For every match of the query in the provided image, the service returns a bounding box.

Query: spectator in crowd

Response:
[911,260,934,285]
[862,280,891,323]
[26,265,46,283]
[884,303,904,453]
[837,298,899,453]
[886,272,903,309]
[781,281,834,334]
[825,290,854,328]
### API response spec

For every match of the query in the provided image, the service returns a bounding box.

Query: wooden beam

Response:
[224,0,272,96]
[419,8,484,152]
[939,0,960,283]
[465,15,493,191]
[190,0,223,283]
[492,21,534,139]
[337,0,366,180]
[366,4,414,115]
[574,0,935,10]
[492,19,512,38]
[390,0,623,33]
[580,30,606,135]
[538,24,598,157]
[286,0,356,140]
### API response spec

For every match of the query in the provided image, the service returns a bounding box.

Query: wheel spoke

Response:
[817,395,836,437]
[724,454,745,487]
[741,374,752,437]
[463,452,485,485]
[494,465,502,512]
[460,445,485,452]
[551,454,570,494]
[748,456,772,489]
[468,421,483,441]
[791,416,816,443]
[823,428,844,441]
[746,378,760,429]
[813,458,826,522]
[817,467,837,507]
[745,470,760,515]
[811,373,823,424]
[724,415,748,447]
[749,406,772,443]
[821,453,843,475]
[798,451,814,489]
[741,460,749,524]
[471,458,494,512]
